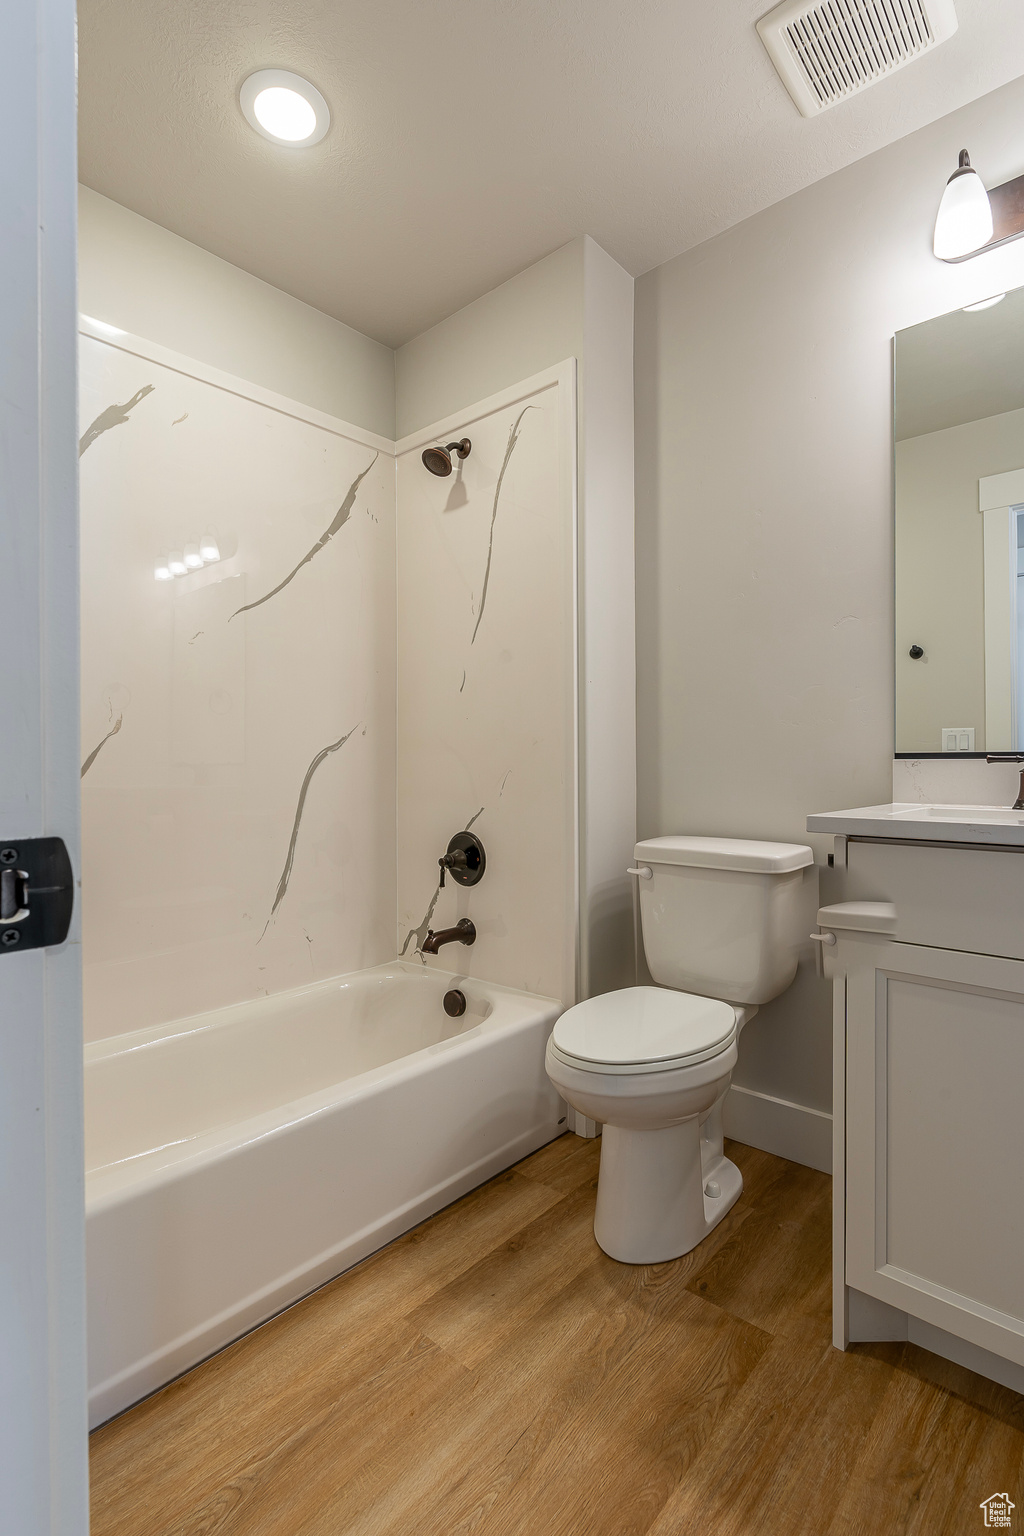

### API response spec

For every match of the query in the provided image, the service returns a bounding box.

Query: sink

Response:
[806,802,1024,846]
[889,803,1024,825]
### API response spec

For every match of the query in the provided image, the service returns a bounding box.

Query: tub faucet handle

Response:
[435,831,486,890]
[438,848,468,889]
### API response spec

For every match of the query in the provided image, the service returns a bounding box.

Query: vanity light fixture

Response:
[933,151,993,260]
[167,553,188,578]
[183,543,203,571]
[199,535,221,563]
[933,148,1024,263]
[154,560,172,582]
[239,70,330,147]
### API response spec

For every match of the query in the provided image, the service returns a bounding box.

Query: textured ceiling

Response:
[78,0,1024,347]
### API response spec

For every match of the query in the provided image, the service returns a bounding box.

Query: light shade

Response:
[933,150,993,261]
[239,70,330,147]
[183,542,203,570]
[199,535,221,563]
[168,552,187,577]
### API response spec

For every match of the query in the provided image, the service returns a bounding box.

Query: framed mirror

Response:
[895,284,1024,756]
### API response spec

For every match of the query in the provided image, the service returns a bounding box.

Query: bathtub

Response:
[85,960,564,1428]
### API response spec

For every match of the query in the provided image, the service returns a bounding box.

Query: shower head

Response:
[422,438,471,477]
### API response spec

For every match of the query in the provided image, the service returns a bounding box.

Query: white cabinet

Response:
[818,834,1024,1391]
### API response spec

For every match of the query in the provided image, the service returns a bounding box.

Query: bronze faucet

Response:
[422,917,476,955]
[986,754,1024,810]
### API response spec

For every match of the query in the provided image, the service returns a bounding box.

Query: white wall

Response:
[395,240,585,439]
[79,186,395,438]
[896,407,1024,753]
[635,75,1024,1122]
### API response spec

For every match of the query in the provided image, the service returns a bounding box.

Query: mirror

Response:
[895,285,1024,755]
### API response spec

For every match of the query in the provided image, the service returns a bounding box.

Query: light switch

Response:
[942,727,975,752]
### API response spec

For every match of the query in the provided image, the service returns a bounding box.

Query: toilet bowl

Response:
[547,836,812,1265]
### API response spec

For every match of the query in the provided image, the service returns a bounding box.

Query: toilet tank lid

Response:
[634,836,813,873]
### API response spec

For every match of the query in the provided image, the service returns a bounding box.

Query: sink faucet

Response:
[421,917,476,955]
[985,754,1024,810]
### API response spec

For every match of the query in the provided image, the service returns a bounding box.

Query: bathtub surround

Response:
[80,714,123,779]
[396,366,577,1004]
[470,405,534,645]
[79,321,397,1039]
[78,383,155,456]
[81,195,637,1000]
[267,724,363,926]
[229,456,379,621]
[397,235,637,1001]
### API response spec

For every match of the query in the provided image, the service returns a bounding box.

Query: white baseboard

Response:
[723,1083,832,1174]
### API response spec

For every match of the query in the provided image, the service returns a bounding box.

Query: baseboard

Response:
[722,1083,832,1174]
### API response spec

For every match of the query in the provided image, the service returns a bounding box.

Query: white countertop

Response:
[806,803,1024,847]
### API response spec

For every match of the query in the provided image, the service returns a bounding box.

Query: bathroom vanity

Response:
[808,804,1024,1394]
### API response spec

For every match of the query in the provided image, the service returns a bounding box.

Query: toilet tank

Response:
[635,836,814,1005]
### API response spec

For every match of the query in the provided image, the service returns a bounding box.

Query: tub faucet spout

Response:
[422,918,476,955]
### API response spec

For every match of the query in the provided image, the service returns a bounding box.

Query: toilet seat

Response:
[550,986,737,1076]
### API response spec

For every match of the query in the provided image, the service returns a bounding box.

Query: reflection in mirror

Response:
[895,284,1024,754]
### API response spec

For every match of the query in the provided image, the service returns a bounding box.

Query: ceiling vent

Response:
[757,0,958,117]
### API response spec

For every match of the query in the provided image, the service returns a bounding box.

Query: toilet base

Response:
[593,1115,742,1264]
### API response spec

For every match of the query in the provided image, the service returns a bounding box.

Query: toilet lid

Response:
[551,987,737,1069]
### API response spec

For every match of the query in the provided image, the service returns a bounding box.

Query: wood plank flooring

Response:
[90,1136,1024,1535]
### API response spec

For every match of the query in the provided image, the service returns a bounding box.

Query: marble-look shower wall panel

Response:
[396,366,577,1004]
[171,575,246,764]
[79,327,396,1041]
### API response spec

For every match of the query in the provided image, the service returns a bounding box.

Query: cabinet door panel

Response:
[847,941,1024,1365]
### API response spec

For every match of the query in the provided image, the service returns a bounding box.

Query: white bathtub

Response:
[85,960,563,1427]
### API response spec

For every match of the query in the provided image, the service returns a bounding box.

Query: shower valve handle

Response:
[438,849,468,889]
[435,831,486,891]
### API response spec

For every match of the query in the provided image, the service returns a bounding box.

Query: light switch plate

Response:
[941,727,975,752]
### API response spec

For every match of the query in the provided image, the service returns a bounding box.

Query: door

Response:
[0,0,89,1528]
[846,939,1024,1368]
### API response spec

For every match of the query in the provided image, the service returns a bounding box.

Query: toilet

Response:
[546,836,813,1264]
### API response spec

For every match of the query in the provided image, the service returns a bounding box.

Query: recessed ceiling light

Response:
[240,69,330,147]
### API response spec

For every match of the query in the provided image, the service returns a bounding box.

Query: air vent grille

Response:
[757,0,958,117]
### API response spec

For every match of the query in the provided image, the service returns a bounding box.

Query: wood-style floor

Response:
[90,1135,1024,1535]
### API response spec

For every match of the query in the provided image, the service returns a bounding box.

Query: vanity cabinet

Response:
[809,820,1024,1391]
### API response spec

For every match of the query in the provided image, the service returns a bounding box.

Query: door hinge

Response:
[0,838,73,952]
